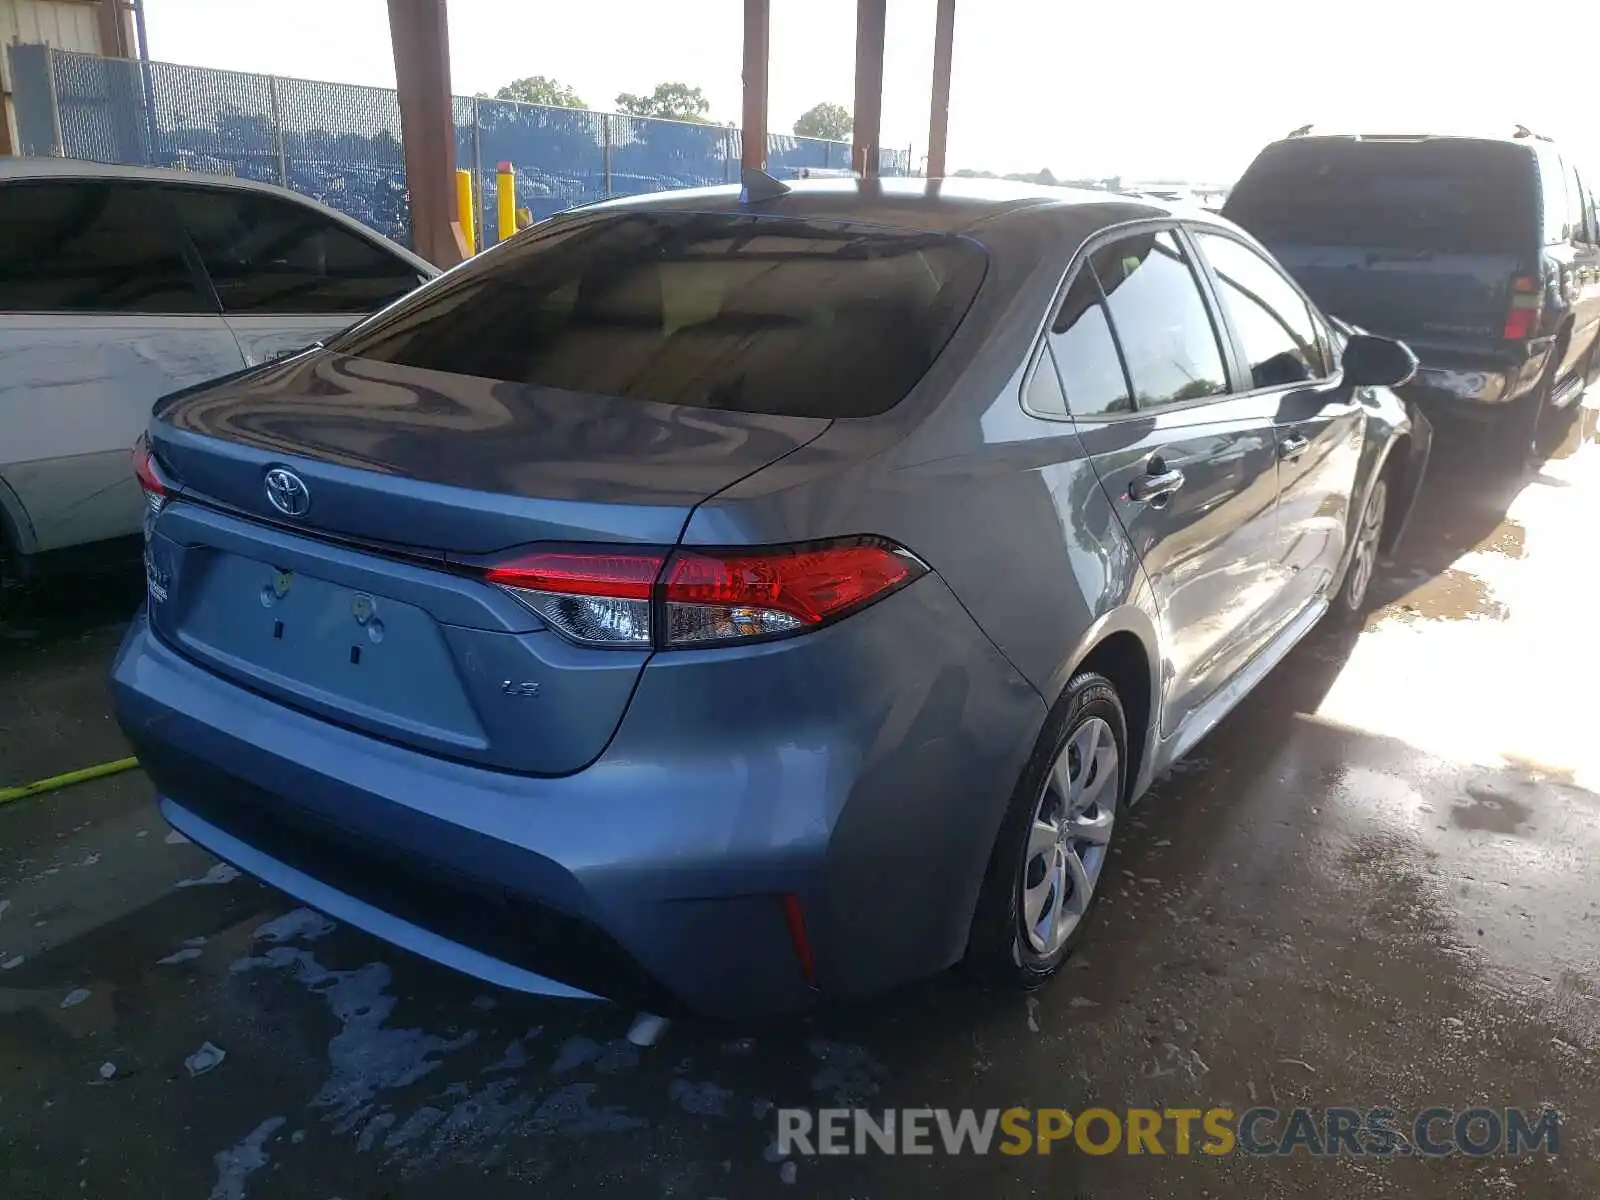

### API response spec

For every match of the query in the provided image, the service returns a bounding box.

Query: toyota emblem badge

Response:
[264,467,311,517]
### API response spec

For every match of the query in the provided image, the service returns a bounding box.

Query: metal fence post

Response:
[602,114,612,197]
[470,96,482,251]
[44,45,63,155]
[267,74,288,186]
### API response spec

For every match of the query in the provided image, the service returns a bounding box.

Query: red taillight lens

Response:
[484,551,663,600]
[131,434,167,500]
[661,540,921,646]
[1504,274,1542,340]
[131,434,170,541]
[482,537,924,650]
[485,550,665,647]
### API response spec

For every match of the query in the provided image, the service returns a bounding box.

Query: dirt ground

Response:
[2,407,1597,1199]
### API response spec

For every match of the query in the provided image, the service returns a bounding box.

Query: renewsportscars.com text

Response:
[776,1105,1561,1157]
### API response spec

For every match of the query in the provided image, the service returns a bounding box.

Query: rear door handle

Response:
[1128,467,1186,502]
[1279,434,1310,462]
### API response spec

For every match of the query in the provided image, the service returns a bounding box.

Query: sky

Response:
[142,0,1600,184]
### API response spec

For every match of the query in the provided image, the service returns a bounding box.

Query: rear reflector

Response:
[482,537,925,650]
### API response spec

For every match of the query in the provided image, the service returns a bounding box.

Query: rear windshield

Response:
[331,211,987,418]
[1225,139,1538,254]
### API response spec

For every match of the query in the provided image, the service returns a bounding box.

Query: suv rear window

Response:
[1225,139,1538,255]
[333,211,987,418]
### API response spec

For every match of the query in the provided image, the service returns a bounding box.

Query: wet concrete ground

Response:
[2,405,1598,1199]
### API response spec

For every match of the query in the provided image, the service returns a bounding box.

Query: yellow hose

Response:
[0,757,140,806]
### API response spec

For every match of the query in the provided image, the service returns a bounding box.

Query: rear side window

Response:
[1045,265,1132,418]
[1089,231,1228,409]
[0,180,203,314]
[1225,139,1538,255]
[1535,145,1571,244]
[333,212,988,418]
[1194,231,1327,387]
[166,186,423,314]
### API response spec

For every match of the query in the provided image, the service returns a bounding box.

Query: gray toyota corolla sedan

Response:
[111,177,1429,1018]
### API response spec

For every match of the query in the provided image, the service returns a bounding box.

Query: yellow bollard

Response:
[496,160,516,243]
[455,168,476,254]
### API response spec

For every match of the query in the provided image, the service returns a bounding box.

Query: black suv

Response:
[1224,130,1600,457]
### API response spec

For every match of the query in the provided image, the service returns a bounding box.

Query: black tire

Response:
[1330,470,1391,623]
[1505,342,1564,466]
[966,672,1127,988]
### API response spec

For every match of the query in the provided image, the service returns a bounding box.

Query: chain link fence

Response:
[7,46,913,249]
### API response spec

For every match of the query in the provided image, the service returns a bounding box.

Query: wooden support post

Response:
[387,0,466,267]
[741,0,770,171]
[97,0,132,58]
[926,0,955,178]
[851,0,886,177]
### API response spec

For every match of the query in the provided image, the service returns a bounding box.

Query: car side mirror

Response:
[1341,334,1417,389]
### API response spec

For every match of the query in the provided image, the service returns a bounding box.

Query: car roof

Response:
[578,175,1183,236]
[1262,130,1544,152]
[0,156,436,272]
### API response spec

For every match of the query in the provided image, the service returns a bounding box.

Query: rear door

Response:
[1188,227,1362,623]
[0,178,242,552]
[1053,227,1283,737]
[161,183,430,367]
[1224,137,1539,350]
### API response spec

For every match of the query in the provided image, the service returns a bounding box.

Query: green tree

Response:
[491,76,586,108]
[615,82,711,123]
[792,102,851,141]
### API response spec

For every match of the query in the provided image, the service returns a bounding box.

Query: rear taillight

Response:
[485,551,661,648]
[1504,273,1543,340]
[131,434,169,537]
[482,537,926,650]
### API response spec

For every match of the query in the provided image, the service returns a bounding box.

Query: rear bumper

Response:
[112,578,1043,1018]
[1399,340,1555,414]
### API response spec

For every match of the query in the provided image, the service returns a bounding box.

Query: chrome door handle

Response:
[1279,434,1310,462]
[1128,467,1186,502]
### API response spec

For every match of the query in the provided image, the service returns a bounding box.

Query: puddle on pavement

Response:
[1481,519,1527,559]
[1384,567,1507,623]
[1453,774,1537,834]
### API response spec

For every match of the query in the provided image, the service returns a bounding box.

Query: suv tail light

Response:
[1503,273,1543,340]
[482,537,927,650]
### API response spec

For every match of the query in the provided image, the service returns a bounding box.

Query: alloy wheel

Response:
[1020,715,1119,956]
[1345,478,1387,611]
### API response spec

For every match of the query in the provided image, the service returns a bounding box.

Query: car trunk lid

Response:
[152,350,827,552]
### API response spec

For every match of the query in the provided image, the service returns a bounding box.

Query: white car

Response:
[0,159,436,574]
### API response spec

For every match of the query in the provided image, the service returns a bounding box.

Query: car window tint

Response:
[1537,146,1568,244]
[1090,231,1227,409]
[1226,139,1538,255]
[0,181,202,314]
[1195,232,1326,388]
[1046,265,1132,417]
[332,211,989,419]
[1025,344,1069,417]
[167,186,421,314]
